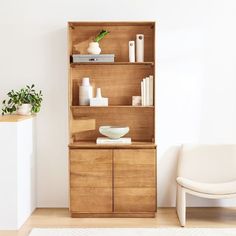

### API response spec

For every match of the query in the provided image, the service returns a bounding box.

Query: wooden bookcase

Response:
[68,21,156,217]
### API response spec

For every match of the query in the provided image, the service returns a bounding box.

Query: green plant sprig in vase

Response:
[2,84,43,115]
[87,29,110,54]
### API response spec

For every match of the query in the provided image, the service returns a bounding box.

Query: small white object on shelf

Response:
[132,96,141,106]
[90,88,108,106]
[87,42,101,54]
[96,137,132,144]
[129,41,135,62]
[79,77,93,105]
[136,34,144,62]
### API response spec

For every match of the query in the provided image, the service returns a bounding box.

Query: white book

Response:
[141,81,144,106]
[145,77,150,106]
[96,137,132,144]
[143,78,146,106]
[149,75,154,106]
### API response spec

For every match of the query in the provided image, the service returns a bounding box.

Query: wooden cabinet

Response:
[69,148,156,217]
[68,21,157,217]
[70,149,112,213]
[114,149,156,213]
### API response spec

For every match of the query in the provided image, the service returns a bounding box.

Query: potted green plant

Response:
[87,29,109,54]
[2,84,43,116]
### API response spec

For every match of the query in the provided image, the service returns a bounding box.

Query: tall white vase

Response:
[136,34,144,62]
[79,77,93,105]
[129,41,135,62]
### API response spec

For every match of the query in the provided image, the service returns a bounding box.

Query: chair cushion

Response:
[177,177,236,195]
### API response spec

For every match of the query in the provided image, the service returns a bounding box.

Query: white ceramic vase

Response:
[18,104,32,115]
[79,77,93,105]
[87,42,101,55]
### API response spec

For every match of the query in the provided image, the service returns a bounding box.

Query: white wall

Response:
[1,0,236,207]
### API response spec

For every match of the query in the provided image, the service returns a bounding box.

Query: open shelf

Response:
[70,62,154,66]
[69,141,156,149]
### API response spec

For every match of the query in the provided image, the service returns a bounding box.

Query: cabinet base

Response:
[71,212,156,218]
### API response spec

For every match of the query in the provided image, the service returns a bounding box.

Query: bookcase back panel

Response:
[69,23,155,62]
[71,107,154,142]
[71,65,154,106]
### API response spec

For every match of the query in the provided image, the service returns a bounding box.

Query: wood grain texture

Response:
[71,212,155,218]
[69,149,112,213]
[114,149,156,187]
[71,64,154,106]
[70,149,112,188]
[114,188,156,212]
[2,208,236,236]
[69,23,155,62]
[113,149,156,213]
[71,106,154,142]
[0,115,34,122]
[70,187,112,213]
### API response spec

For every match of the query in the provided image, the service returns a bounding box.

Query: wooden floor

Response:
[1,208,236,236]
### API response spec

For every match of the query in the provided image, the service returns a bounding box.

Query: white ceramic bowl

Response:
[99,126,129,139]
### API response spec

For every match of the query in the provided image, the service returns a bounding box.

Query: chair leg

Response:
[176,184,186,227]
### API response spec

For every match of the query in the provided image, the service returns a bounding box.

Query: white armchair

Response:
[176,144,236,226]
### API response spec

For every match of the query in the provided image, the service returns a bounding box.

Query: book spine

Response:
[146,77,150,106]
[143,78,146,106]
[149,75,154,106]
[141,81,144,106]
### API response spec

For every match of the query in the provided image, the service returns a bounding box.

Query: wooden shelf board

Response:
[69,141,156,149]
[70,62,154,66]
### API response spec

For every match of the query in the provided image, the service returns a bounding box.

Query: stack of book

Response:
[141,75,154,106]
[72,54,115,63]
[96,137,132,144]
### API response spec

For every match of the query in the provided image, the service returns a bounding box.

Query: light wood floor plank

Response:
[0,208,236,236]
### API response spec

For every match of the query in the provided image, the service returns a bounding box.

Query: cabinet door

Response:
[70,149,112,213]
[114,149,156,212]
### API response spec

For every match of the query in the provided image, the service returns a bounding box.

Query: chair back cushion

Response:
[178,144,236,183]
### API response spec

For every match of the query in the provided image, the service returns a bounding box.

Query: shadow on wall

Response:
[158,145,180,207]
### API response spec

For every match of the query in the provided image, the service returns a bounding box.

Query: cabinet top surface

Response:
[69,141,156,149]
[0,115,34,122]
[68,21,155,26]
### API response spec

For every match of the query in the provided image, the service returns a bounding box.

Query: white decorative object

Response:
[87,42,101,54]
[136,34,144,62]
[79,77,93,106]
[29,228,236,236]
[90,88,108,106]
[141,75,154,106]
[145,77,150,106]
[96,137,131,144]
[141,81,144,106]
[17,104,32,115]
[132,96,141,106]
[128,41,135,62]
[0,117,36,230]
[149,75,154,106]
[99,126,129,139]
